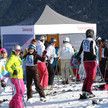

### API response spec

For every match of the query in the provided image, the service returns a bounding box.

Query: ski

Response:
[46,89,73,96]
[0,99,9,105]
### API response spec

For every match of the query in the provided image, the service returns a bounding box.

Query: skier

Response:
[99,39,108,82]
[46,38,57,88]
[94,37,101,80]
[75,29,97,99]
[0,48,15,94]
[44,35,50,49]
[37,36,48,88]
[31,39,37,46]
[22,44,47,101]
[98,38,108,90]
[5,45,25,108]
[95,36,102,65]
[70,50,81,81]
[57,37,74,84]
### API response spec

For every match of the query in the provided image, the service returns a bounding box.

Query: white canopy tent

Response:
[1,5,96,76]
[1,5,96,50]
[34,5,96,49]
[34,5,96,34]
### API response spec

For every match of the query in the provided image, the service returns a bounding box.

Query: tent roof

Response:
[35,5,90,25]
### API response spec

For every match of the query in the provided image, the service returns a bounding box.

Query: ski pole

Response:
[16,75,26,108]
[75,65,78,83]
[104,60,108,82]
[97,65,105,82]
[55,57,60,84]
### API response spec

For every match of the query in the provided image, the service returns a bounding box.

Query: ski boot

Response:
[79,92,89,99]
[88,92,95,98]
[40,97,46,102]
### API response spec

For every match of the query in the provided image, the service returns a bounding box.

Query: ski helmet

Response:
[63,37,70,43]
[28,44,36,49]
[86,29,94,37]
[95,36,102,42]
[39,35,46,41]
[31,39,37,43]
[1,48,7,54]
[50,38,57,43]
[12,45,21,52]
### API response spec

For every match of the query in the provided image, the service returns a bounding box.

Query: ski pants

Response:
[61,59,70,81]
[37,62,48,87]
[82,61,97,92]
[99,58,108,82]
[26,66,45,99]
[9,78,25,108]
[47,63,55,85]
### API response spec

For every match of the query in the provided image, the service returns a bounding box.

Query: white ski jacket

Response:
[46,44,56,64]
[57,43,74,59]
[36,41,45,63]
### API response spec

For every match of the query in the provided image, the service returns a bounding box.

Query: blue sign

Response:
[2,34,34,57]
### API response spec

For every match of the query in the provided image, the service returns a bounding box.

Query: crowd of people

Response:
[0,29,108,107]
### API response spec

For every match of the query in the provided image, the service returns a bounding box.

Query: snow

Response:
[0,76,108,108]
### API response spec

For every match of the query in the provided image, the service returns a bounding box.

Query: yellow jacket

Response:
[5,54,23,79]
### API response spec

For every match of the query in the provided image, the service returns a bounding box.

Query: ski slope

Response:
[0,77,108,108]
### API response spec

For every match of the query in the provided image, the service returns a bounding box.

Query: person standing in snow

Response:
[44,35,50,49]
[0,48,15,94]
[5,45,25,108]
[95,37,102,65]
[46,38,57,88]
[31,39,37,46]
[99,38,108,83]
[57,37,74,84]
[23,39,37,84]
[94,37,102,81]
[75,29,97,99]
[22,44,47,101]
[70,50,81,81]
[37,36,48,89]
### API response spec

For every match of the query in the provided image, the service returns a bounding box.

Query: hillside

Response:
[0,0,108,38]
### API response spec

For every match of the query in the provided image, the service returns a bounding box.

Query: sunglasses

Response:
[1,50,7,54]
[15,50,21,52]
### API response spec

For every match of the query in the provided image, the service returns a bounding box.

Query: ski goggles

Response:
[1,50,7,54]
[15,50,21,52]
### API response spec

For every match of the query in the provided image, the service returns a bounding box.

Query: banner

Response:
[2,34,34,57]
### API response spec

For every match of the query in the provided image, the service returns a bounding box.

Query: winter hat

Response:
[86,29,94,38]
[28,44,36,50]
[0,48,8,57]
[95,36,102,42]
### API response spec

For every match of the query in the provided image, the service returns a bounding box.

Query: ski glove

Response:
[1,80,6,87]
[43,50,47,57]
[13,70,18,75]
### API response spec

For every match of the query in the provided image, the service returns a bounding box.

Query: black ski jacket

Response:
[76,38,97,61]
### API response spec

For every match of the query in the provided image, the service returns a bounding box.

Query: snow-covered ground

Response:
[0,76,108,108]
